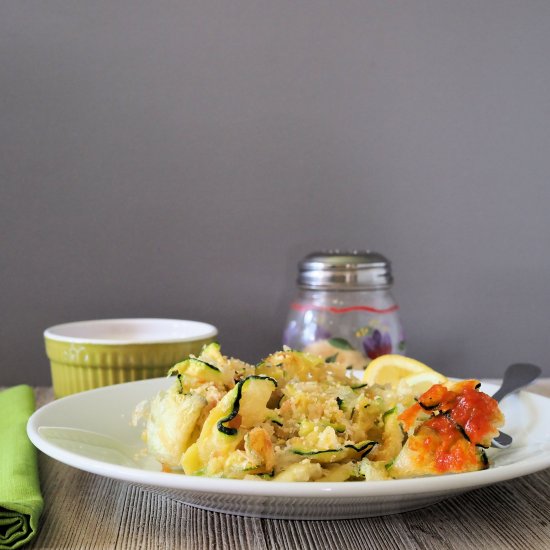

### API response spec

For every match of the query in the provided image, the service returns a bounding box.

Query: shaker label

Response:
[290,303,400,315]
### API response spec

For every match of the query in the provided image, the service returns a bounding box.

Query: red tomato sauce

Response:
[449,386,501,446]
[424,415,481,472]
[398,380,502,473]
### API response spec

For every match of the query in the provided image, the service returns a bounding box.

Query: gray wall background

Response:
[2,1,550,386]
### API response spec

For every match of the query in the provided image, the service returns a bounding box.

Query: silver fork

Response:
[491,363,542,449]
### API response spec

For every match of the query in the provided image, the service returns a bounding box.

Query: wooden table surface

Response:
[28,384,550,550]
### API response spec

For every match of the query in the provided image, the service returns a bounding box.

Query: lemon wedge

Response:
[362,354,448,396]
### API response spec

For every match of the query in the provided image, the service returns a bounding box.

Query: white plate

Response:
[27,378,550,520]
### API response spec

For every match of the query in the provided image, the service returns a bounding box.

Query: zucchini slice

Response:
[169,342,242,392]
[170,358,224,392]
[146,389,207,468]
[369,407,405,462]
[181,375,277,475]
[217,375,278,435]
[291,440,376,463]
[198,341,224,364]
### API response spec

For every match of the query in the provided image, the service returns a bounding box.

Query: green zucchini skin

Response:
[172,358,222,393]
[292,448,340,457]
[217,375,277,436]
[416,397,440,411]
[185,358,221,372]
[196,359,220,372]
[480,449,489,469]
[344,441,377,457]
[291,441,376,459]
[417,403,439,411]
[382,406,397,420]
[440,411,471,443]
[176,373,184,393]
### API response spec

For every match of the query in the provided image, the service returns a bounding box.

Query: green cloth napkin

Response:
[0,386,43,549]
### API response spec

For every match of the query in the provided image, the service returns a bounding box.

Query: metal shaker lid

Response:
[297,250,393,290]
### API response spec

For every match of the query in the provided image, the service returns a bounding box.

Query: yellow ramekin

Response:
[44,318,218,397]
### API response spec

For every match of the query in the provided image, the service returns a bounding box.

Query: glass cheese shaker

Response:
[283,250,406,369]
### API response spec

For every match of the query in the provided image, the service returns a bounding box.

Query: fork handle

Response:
[491,363,542,402]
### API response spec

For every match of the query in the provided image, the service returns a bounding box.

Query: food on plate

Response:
[132,344,504,481]
[390,379,503,477]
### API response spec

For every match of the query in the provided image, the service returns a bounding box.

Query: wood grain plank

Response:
[28,456,550,550]
[29,455,127,550]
